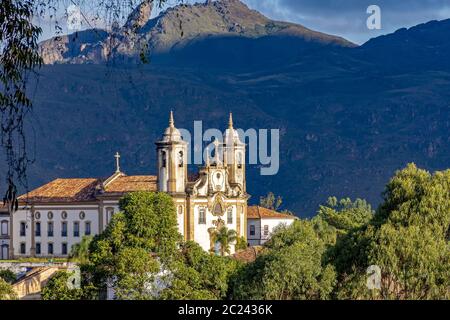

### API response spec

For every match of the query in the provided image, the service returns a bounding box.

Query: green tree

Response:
[230,220,336,299]
[259,192,283,211]
[86,191,180,299]
[332,164,450,300]
[212,227,237,256]
[70,235,93,264]
[160,241,240,300]
[41,271,83,300]
[0,270,16,284]
[235,236,248,251]
[0,277,17,300]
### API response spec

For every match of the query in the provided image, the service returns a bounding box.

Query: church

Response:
[1,113,294,259]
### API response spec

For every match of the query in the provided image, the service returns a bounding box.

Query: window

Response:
[85,221,91,236]
[178,151,184,167]
[47,222,54,237]
[237,152,243,169]
[61,221,67,237]
[178,206,183,215]
[1,220,8,236]
[62,243,68,255]
[20,222,26,236]
[20,242,26,254]
[198,207,206,224]
[36,242,41,255]
[73,221,80,237]
[264,225,269,236]
[161,151,166,168]
[227,207,233,224]
[35,222,41,237]
[106,208,114,224]
[48,243,53,255]
[249,225,255,236]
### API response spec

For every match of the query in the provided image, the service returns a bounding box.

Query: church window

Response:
[227,207,233,224]
[62,243,68,255]
[85,221,91,236]
[20,222,26,236]
[249,224,255,236]
[35,222,41,237]
[198,207,206,224]
[178,206,183,215]
[1,220,8,236]
[47,211,53,220]
[48,222,54,237]
[20,243,26,254]
[48,243,54,255]
[178,151,184,167]
[74,221,80,237]
[161,151,167,168]
[264,225,269,236]
[61,222,67,237]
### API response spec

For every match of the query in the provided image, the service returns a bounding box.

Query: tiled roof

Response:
[18,178,100,203]
[103,175,157,194]
[231,246,264,263]
[247,206,297,219]
[18,174,158,203]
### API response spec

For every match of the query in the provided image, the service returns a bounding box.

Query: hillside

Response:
[6,1,450,216]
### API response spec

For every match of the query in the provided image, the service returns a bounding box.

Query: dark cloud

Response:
[244,0,450,44]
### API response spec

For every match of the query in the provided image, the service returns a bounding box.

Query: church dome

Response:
[223,113,243,144]
[161,111,183,142]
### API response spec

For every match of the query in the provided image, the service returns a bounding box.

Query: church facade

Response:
[2,113,294,259]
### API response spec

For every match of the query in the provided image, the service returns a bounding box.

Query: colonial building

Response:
[2,113,294,259]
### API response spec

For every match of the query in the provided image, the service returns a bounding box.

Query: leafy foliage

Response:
[0,269,16,284]
[160,241,240,300]
[0,277,17,300]
[69,235,93,264]
[259,192,283,211]
[41,271,83,300]
[211,227,237,256]
[230,220,336,300]
[86,191,179,299]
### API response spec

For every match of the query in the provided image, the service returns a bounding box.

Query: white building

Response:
[2,113,294,259]
[247,206,296,246]
[1,205,10,260]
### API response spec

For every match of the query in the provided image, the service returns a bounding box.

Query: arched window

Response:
[1,220,8,236]
[227,207,233,224]
[178,205,183,215]
[161,151,167,168]
[178,151,184,167]
[198,207,206,224]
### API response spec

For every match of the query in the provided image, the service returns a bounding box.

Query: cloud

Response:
[243,0,450,44]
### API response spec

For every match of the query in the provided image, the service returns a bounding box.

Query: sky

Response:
[37,0,450,45]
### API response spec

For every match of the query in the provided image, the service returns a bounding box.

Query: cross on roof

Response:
[115,152,121,173]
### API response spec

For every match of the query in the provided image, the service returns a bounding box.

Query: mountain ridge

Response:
[39,0,355,65]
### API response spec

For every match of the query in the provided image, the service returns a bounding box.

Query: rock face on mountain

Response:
[39,0,355,64]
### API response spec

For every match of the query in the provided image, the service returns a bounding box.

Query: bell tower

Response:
[156,111,187,194]
[224,113,246,192]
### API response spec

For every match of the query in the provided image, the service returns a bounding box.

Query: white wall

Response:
[13,205,100,257]
[247,217,295,246]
